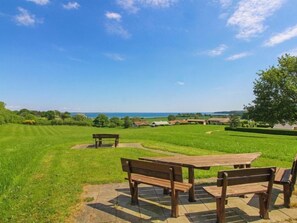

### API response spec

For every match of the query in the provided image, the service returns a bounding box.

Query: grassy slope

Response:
[0,124,296,222]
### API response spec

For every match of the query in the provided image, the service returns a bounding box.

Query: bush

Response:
[225,127,297,136]
[0,115,6,124]
[23,120,36,125]
[51,119,63,125]
[108,122,117,128]
[229,115,241,128]
[123,116,132,128]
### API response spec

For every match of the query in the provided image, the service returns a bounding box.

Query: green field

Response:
[0,124,296,222]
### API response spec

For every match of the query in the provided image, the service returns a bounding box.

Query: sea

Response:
[71,112,228,119]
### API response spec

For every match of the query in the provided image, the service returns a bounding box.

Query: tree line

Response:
[0,103,135,128]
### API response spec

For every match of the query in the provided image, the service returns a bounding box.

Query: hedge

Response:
[225,127,297,136]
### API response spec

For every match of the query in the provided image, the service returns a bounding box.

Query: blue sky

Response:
[0,0,297,112]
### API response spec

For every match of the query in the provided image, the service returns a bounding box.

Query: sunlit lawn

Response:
[0,124,295,222]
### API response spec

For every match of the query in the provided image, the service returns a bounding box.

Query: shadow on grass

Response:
[229,134,267,139]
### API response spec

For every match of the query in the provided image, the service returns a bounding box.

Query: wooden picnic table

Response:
[92,134,119,148]
[140,152,261,202]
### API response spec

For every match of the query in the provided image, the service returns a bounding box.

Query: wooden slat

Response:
[130,174,192,192]
[204,184,268,198]
[121,158,183,182]
[140,152,261,169]
[93,134,119,138]
[217,174,271,186]
[217,167,273,178]
[274,168,291,184]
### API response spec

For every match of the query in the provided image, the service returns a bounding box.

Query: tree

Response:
[61,112,71,120]
[123,116,131,128]
[245,55,297,127]
[93,114,109,127]
[229,115,241,128]
[73,113,87,121]
[110,117,121,126]
[168,115,176,121]
[45,110,56,120]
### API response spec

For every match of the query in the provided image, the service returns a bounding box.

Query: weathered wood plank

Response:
[140,152,261,168]
[204,184,268,198]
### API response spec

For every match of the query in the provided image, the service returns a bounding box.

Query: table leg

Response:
[188,167,196,202]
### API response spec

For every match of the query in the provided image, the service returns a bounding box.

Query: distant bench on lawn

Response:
[92,134,119,148]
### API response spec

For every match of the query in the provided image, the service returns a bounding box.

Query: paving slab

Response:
[73,181,297,223]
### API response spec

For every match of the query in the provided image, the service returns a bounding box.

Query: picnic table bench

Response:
[92,134,119,148]
[121,158,192,217]
[203,167,276,223]
[274,154,297,207]
[140,152,261,202]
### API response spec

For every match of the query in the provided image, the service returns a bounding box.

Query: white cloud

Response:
[225,52,251,61]
[140,0,177,8]
[117,0,139,13]
[264,25,297,47]
[280,48,297,57]
[104,53,125,61]
[105,12,122,21]
[26,0,50,5]
[105,23,131,39]
[227,0,285,39]
[14,7,42,26]
[117,0,177,13]
[219,0,232,8]
[63,2,80,10]
[104,11,129,38]
[206,44,228,56]
[177,81,185,86]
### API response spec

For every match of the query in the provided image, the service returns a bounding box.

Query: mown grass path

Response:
[0,124,296,222]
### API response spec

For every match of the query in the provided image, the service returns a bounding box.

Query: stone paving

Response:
[73,179,297,223]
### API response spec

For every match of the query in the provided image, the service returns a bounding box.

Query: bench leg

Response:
[163,188,170,195]
[99,138,102,147]
[188,167,196,202]
[216,198,225,223]
[171,190,179,218]
[259,194,269,219]
[283,184,291,208]
[115,139,119,147]
[130,182,139,205]
[95,139,98,148]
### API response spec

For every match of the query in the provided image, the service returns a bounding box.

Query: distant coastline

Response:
[71,112,235,119]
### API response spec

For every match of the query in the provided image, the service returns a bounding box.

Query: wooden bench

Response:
[274,154,297,207]
[92,134,119,148]
[203,167,275,223]
[121,158,192,217]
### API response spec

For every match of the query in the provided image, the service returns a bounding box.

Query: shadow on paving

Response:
[74,182,297,223]
[186,207,260,223]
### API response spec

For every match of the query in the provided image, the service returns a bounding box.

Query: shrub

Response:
[93,114,109,127]
[108,122,117,128]
[0,115,5,125]
[123,116,132,128]
[225,127,297,136]
[23,120,36,125]
[51,119,63,125]
[229,115,241,128]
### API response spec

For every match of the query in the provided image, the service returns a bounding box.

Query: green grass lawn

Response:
[0,124,296,222]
